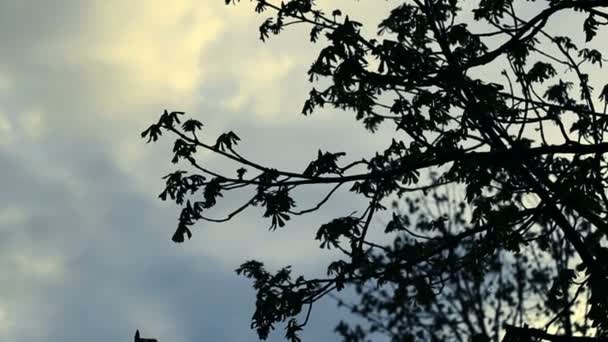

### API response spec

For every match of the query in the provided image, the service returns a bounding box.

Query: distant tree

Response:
[142,0,608,341]
[336,183,589,342]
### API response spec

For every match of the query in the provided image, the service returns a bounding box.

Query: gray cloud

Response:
[0,1,398,341]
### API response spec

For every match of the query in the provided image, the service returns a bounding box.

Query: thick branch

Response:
[467,0,608,69]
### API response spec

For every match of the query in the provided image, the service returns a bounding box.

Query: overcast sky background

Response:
[0,1,398,341]
[1,1,605,341]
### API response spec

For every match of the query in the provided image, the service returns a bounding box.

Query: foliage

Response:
[143,0,608,341]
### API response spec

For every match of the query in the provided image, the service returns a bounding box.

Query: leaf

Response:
[181,119,204,132]
[202,178,224,208]
[214,131,241,151]
[315,216,360,249]
[599,84,608,103]
[583,14,599,42]
[544,80,574,105]
[554,36,577,51]
[285,319,303,342]
[158,110,184,127]
[259,17,274,41]
[172,223,192,243]
[579,48,603,66]
[254,0,267,13]
[141,124,163,143]
[310,25,323,42]
[303,150,346,176]
[525,62,556,84]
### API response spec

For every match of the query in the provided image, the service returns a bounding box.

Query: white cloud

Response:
[0,1,226,146]
[8,1,228,192]
[78,0,224,105]
[221,52,296,117]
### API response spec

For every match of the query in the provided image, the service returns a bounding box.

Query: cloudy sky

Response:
[1,1,603,341]
[0,1,401,341]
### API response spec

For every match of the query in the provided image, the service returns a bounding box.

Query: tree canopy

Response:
[142,0,608,341]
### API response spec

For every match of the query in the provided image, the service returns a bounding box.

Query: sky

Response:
[0,1,605,341]
[0,1,396,341]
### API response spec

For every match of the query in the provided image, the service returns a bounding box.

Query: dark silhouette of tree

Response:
[142,0,608,340]
[335,185,591,342]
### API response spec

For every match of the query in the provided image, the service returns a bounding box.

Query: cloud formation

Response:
[0,1,404,341]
